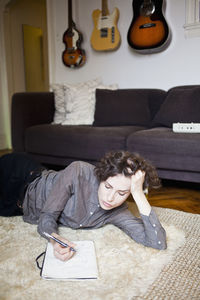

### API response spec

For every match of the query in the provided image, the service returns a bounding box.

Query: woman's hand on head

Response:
[50,233,76,261]
[130,170,151,216]
[130,170,145,196]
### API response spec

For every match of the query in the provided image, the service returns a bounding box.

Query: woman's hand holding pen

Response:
[130,170,151,216]
[50,232,76,261]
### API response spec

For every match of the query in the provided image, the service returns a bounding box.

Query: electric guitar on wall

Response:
[62,0,86,68]
[90,0,121,51]
[127,0,169,52]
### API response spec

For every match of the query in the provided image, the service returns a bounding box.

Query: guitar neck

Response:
[102,0,109,16]
[68,0,73,28]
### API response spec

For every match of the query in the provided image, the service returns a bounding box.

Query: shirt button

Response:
[153,224,156,227]
[97,204,100,207]
[158,241,161,245]
[80,224,83,227]
[90,212,93,215]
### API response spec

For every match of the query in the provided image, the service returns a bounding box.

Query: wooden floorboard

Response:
[0,149,200,214]
[0,149,12,156]
[148,180,200,214]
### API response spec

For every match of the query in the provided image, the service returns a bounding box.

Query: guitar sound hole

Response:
[139,23,156,29]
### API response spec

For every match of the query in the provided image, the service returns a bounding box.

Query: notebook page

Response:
[41,240,98,280]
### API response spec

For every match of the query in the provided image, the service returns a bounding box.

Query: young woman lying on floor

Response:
[0,150,167,261]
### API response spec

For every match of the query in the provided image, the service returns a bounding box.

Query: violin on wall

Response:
[62,0,86,68]
[127,0,170,52]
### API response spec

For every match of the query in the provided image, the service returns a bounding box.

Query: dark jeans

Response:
[0,153,46,216]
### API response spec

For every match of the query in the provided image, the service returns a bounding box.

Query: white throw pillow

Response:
[50,83,66,124]
[61,84,118,125]
[51,78,102,124]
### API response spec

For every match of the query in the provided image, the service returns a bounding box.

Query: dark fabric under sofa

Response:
[11,85,200,183]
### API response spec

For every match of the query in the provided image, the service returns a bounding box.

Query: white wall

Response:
[48,0,200,90]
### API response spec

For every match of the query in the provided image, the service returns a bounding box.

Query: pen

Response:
[43,232,76,252]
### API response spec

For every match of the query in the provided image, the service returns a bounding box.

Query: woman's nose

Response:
[107,190,115,202]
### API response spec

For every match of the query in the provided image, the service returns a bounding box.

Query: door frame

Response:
[0,0,55,149]
[0,0,11,148]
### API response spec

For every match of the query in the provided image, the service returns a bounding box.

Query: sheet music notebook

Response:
[41,240,98,280]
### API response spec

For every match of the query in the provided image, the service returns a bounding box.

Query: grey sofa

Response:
[11,85,200,183]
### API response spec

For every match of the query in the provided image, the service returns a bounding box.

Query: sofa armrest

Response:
[11,92,55,151]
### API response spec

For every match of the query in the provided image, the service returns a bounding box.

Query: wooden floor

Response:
[0,149,200,214]
[148,180,200,214]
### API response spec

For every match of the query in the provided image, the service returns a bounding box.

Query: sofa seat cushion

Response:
[127,127,200,172]
[25,124,146,161]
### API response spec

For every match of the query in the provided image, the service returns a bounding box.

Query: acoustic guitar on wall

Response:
[127,0,169,52]
[90,0,121,51]
[62,0,86,68]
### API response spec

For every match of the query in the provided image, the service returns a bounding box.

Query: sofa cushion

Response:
[62,84,118,126]
[127,127,200,172]
[153,87,200,127]
[25,124,146,161]
[93,89,152,126]
[50,78,103,124]
[50,84,66,124]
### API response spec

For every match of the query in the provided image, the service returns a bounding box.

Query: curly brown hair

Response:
[94,151,161,190]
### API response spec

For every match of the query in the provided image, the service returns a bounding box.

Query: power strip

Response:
[173,123,200,133]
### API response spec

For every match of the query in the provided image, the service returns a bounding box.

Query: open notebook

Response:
[40,240,98,280]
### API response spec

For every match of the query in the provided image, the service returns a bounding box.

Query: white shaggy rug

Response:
[0,205,199,300]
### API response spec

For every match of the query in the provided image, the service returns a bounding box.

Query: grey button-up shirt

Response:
[23,161,167,250]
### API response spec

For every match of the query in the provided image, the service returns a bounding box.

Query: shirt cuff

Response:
[141,208,167,250]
